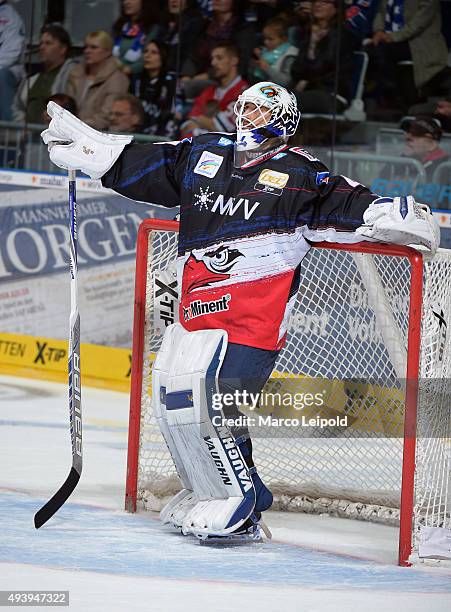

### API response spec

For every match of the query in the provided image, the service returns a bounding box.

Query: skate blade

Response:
[198,533,263,546]
[260,518,272,540]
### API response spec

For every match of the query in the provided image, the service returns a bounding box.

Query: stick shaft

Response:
[34,170,82,528]
[68,170,82,474]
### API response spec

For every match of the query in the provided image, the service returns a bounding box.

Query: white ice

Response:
[1,374,450,612]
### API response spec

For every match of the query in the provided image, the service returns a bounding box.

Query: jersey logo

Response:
[193,187,261,219]
[260,85,278,99]
[194,151,223,178]
[257,169,289,189]
[316,171,330,185]
[183,294,232,322]
[290,147,319,162]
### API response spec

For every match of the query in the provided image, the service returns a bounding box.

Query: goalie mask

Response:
[233,82,301,168]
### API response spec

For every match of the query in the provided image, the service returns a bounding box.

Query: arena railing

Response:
[431,160,451,185]
[0,121,427,189]
[322,150,427,188]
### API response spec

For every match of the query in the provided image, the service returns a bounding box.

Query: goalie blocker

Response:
[354,195,439,254]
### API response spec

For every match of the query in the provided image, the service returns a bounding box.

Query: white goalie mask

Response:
[233,82,301,168]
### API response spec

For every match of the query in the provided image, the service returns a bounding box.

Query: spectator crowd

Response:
[0,0,450,144]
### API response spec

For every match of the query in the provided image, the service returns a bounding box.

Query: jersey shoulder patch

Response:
[316,171,330,185]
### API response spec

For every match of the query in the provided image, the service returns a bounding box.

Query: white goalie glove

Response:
[41,102,133,179]
[356,196,440,254]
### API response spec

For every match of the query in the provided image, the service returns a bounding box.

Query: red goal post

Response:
[126,218,451,567]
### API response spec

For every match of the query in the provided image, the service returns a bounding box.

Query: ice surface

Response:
[1,375,450,612]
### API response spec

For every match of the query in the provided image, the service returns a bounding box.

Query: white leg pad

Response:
[160,489,198,527]
[153,323,256,536]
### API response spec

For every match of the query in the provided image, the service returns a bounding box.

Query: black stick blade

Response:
[34,467,81,528]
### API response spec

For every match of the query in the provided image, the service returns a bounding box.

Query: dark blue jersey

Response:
[102,133,379,349]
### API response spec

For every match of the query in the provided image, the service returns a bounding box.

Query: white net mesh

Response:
[131,223,451,561]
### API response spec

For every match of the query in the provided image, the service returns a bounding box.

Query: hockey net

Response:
[126,218,451,566]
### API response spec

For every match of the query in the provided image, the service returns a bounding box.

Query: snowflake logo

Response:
[194,186,215,211]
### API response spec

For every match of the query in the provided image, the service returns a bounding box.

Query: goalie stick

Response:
[34,169,82,528]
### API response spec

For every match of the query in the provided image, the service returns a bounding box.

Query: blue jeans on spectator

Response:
[0,68,18,121]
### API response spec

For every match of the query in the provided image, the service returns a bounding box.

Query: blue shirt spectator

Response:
[345,0,380,38]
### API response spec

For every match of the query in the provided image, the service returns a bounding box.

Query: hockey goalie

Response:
[41,81,440,544]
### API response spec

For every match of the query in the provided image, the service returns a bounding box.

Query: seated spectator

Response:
[130,41,179,137]
[367,0,448,114]
[244,0,293,29]
[290,0,359,113]
[380,116,449,183]
[0,0,25,121]
[12,25,75,124]
[435,100,451,133]
[65,31,129,130]
[408,60,451,125]
[112,0,162,77]
[250,17,298,87]
[400,116,449,181]
[159,0,206,75]
[181,43,247,136]
[185,0,257,84]
[289,1,313,46]
[109,94,144,132]
[42,94,77,123]
[196,0,212,17]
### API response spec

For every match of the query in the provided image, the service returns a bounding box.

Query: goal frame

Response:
[125,218,425,567]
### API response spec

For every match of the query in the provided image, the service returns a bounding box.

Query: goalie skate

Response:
[197,513,271,546]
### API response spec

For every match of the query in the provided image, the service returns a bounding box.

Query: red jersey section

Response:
[180,270,295,350]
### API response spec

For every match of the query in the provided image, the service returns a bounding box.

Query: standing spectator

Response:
[65,31,129,130]
[0,0,25,121]
[112,0,162,76]
[181,43,247,136]
[109,94,144,133]
[368,0,448,112]
[186,0,257,81]
[12,26,75,124]
[290,0,359,113]
[159,0,206,75]
[250,17,298,86]
[131,40,179,138]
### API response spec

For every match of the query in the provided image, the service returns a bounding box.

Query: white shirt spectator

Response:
[0,0,25,80]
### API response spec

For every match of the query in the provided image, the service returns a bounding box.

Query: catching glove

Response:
[41,102,133,179]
